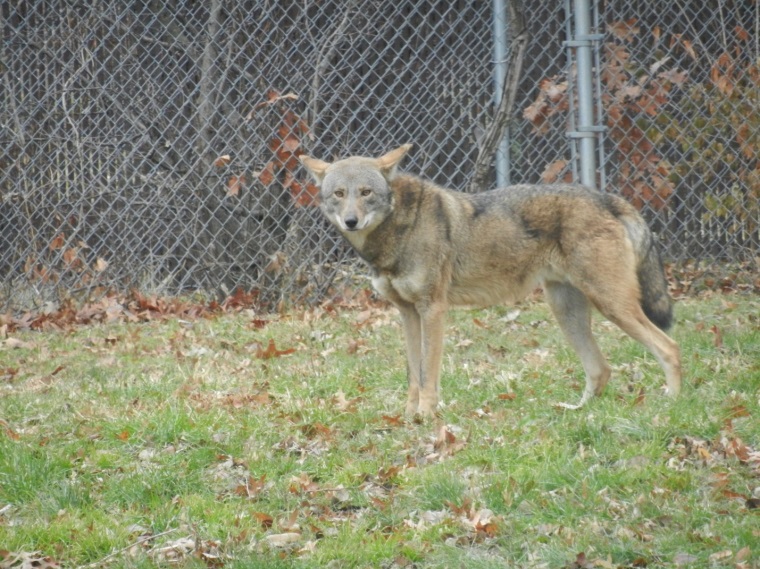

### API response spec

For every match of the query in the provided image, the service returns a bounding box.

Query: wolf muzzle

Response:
[344,215,359,230]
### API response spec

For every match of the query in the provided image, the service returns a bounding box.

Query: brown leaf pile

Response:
[0,551,60,569]
[1,291,226,333]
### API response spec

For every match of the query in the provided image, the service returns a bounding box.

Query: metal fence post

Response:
[492,0,511,188]
[567,0,602,189]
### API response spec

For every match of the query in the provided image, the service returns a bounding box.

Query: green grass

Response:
[1,294,758,568]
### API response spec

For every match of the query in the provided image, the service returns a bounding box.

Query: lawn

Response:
[1,291,758,568]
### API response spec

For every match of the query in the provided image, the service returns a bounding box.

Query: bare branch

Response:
[309,0,359,137]
[75,528,180,569]
[196,0,223,163]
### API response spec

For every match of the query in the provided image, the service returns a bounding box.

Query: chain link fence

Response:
[2,0,758,313]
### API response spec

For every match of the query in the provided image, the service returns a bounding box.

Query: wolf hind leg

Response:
[594,296,682,398]
[544,280,612,409]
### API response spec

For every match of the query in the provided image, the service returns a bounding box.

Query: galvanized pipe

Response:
[492,0,511,187]
[572,0,597,189]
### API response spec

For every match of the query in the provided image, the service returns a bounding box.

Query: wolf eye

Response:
[334,189,345,198]
[360,188,372,197]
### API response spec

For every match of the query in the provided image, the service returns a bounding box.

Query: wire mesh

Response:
[1,0,757,313]
[600,0,760,262]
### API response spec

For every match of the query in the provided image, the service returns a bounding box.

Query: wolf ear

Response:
[376,143,412,180]
[299,155,330,184]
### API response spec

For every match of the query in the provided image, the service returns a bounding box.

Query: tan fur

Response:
[301,145,682,417]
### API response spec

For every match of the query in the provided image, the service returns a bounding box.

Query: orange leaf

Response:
[268,135,282,158]
[478,521,499,537]
[234,474,267,499]
[714,75,734,96]
[608,19,640,42]
[63,248,80,266]
[541,160,568,183]
[276,123,292,140]
[728,404,750,419]
[285,174,319,207]
[522,96,549,126]
[226,175,246,197]
[381,414,404,427]
[249,318,269,330]
[255,338,296,359]
[1,419,20,441]
[214,154,231,168]
[283,110,310,137]
[710,325,723,348]
[253,511,274,529]
[257,162,277,186]
[721,489,748,501]
[50,233,65,251]
[434,425,457,450]
[281,135,301,154]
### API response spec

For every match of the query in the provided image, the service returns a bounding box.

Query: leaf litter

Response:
[1,292,759,567]
[0,551,60,569]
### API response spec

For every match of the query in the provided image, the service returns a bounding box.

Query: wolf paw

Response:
[553,391,594,411]
[554,401,585,410]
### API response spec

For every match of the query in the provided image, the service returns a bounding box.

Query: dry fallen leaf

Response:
[3,338,34,350]
[380,414,404,427]
[253,511,274,529]
[233,474,267,499]
[0,551,61,569]
[673,552,698,567]
[709,324,723,348]
[253,338,296,359]
[708,550,733,563]
[213,154,231,167]
[0,419,20,441]
[264,532,301,548]
[226,175,246,197]
[333,390,361,412]
[94,257,109,272]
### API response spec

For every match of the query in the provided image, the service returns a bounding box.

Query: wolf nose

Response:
[344,216,358,230]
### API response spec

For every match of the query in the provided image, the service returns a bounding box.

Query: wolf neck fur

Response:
[345,174,429,270]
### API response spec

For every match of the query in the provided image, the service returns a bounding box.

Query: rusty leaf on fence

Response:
[525,21,690,212]
[49,233,65,251]
[226,175,245,197]
[608,18,640,42]
[213,154,231,167]
[250,89,319,208]
[541,160,571,183]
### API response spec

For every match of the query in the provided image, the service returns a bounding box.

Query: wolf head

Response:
[300,145,412,240]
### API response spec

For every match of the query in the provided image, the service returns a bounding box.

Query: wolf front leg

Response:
[416,301,447,417]
[397,303,422,416]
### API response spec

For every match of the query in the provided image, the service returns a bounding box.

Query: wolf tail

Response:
[619,212,673,331]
